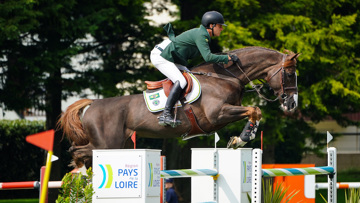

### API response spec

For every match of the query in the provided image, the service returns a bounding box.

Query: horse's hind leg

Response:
[117,129,138,150]
[123,134,135,149]
[69,142,95,169]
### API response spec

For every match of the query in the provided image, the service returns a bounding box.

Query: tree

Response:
[217,0,360,125]
[219,0,360,159]
[0,0,161,200]
[168,0,360,162]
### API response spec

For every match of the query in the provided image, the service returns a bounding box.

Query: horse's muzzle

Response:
[281,93,298,112]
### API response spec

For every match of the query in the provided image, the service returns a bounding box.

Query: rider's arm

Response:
[195,35,229,64]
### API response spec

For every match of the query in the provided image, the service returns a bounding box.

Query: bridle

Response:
[266,54,298,100]
[234,54,298,102]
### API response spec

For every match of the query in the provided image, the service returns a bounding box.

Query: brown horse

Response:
[58,47,300,168]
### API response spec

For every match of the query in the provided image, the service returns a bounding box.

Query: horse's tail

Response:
[57,98,93,145]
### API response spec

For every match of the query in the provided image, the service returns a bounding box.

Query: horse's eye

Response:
[287,72,295,77]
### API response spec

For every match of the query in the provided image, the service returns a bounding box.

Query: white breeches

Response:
[150,39,188,89]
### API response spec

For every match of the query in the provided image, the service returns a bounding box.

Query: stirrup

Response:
[169,119,181,128]
[158,115,181,128]
[158,115,167,126]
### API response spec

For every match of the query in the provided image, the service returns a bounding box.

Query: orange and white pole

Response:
[316,182,360,190]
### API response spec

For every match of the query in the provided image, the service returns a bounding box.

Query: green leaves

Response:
[260,179,299,203]
[0,0,41,41]
[224,1,360,126]
[56,167,94,203]
[267,184,297,203]
[219,22,262,49]
[0,0,161,112]
[0,120,45,184]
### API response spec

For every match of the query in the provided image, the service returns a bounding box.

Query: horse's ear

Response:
[283,49,301,60]
[291,53,301,60]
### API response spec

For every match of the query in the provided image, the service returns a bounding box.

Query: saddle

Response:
[145,72,193,97]
[144,72,206,138]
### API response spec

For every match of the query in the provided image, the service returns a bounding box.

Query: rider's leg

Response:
[157,64,186,127]
[150,44,187,127]
[150,40,187,89]
[150,56,188,89]
[154,64,186,127]
[158,80,184,126]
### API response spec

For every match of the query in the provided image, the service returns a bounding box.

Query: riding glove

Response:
[230,55,240,63]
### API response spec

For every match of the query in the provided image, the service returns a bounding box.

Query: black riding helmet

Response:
[201,11,227,28]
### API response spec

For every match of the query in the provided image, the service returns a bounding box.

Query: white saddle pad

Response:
[143,73,201,112]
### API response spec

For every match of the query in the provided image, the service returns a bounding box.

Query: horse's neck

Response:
[233,50,283,84]
[191,48,283,85]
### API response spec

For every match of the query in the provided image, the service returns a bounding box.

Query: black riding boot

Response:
[158,81,183,127]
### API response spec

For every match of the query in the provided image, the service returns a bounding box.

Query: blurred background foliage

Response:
[0,0,359,201]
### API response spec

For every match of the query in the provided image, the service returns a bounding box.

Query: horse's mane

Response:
[227,46,282,55]
[191,46,282,69]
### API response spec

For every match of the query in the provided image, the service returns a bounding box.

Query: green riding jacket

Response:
[160,23,229,67]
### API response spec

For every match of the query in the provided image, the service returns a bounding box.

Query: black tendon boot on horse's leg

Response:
[227,120,259,149]
[158,80,183,127]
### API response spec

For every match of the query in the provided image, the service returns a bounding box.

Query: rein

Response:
[189,69,243,86]
[236,63,279,102]
[233,54,287,102]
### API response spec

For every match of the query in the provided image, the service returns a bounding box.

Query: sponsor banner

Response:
[93,150,161,199]
[94,154,142,198]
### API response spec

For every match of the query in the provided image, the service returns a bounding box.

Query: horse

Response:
[57,46,300,168]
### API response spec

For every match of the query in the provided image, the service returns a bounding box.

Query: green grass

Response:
[0,199,38,203]
[316,189,346,203]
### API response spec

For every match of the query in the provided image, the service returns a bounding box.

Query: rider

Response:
[150,11,240,127]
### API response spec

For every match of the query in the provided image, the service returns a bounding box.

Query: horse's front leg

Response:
[216,104,261,124]
[215,104,262,149]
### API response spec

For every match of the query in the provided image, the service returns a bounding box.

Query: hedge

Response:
[0,120,46,199]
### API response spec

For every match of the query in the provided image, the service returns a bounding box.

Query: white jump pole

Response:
[251,147,337,203]
[327,147,337,203]
[251,149,262,203]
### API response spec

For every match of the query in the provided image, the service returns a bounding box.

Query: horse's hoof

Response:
[227,136,247,149]
[227,137,234,148]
